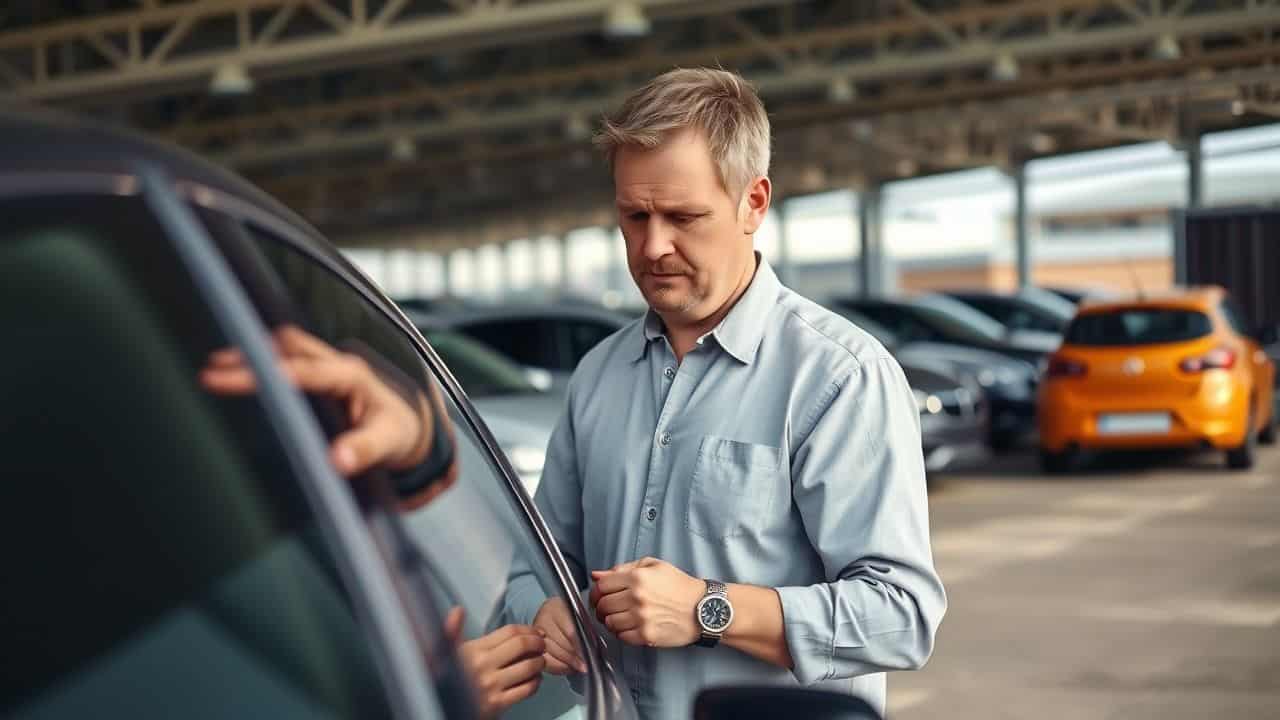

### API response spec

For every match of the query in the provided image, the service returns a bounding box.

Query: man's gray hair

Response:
[594,67,771,199]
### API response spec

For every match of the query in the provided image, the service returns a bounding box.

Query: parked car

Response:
[435,304,635,385]
[408,322,562,492]
[902,361,988,472]
[1038,287,1277,472]
[835,307,1038,452]
[832,295,1059,368]
[2,107,875,720]
[1041,286,1119,305]
[942,287,1078,335]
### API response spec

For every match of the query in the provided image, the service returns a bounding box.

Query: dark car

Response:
[901,362,989,472]
[1,109,875,720]
[942,287,1078,335]
[435,304,636,386]
[833,295,1060,368]
[835,307,1038,452]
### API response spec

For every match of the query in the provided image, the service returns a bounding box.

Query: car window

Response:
[912,296,1008,343]
[0,195,396,720]
[1220,300,1252,338]
[564,320,619,368]
[421,328,540,398]
[852,304,939,344]
[462,318,560,370]
[234,221,593,720]
[1065,308,1214,346]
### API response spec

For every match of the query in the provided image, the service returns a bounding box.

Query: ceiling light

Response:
[1152,33,1181,61]
[1231,99,1246,116]
[827,77,856,104]
[989,53,1019,82]
[389,135,417,162]
[209,62,254,96]
[895,158,919,177]
[603,2,650,38]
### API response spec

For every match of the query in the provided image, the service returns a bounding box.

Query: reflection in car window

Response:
[237,222,592,720]
[422,328,540,398]
[0,196,395,720]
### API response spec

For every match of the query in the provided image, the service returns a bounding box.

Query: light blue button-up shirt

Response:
[509,256,945,718]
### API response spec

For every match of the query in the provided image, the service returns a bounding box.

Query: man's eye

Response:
[673,214,697,224]
[628,212,648,222]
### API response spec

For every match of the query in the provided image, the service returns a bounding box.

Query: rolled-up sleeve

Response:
[776,355,946,685]
[505,378,589,625]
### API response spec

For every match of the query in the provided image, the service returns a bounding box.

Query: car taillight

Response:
[1180,346,1237,373]
[1046,357,1088,378]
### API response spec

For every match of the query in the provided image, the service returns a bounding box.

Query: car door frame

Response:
[178,180,626,720]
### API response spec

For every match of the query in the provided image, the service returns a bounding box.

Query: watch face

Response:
[699,596,732,632]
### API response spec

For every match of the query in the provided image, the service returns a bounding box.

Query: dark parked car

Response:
[835,308,1038,452]
[942,287,1078,335]
[833,295,1060,368]
[1,109,874,720]
[436,304,635,385]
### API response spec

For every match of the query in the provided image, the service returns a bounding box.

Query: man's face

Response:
[614,128,766,322]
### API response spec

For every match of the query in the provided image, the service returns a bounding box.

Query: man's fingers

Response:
[493,655,547,690]
[541,652,575,676]
[602,610,641,633]
[206,347,245,368]
[486,629,546,668]
[591,571,633,596]
[330,414,405,476]
[444,607,466,646]
[199,365,259,395]
[540,634,584,674]
[492,676,542,709]
[274,325,341,360]
[594,591,632,619]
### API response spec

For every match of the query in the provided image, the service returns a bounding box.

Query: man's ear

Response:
[741,175,772,235]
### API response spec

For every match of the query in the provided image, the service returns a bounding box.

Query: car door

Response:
[189,192,637,720]
[0,187,434,720]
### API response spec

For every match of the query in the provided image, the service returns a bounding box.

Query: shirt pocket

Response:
[685,436,783,540]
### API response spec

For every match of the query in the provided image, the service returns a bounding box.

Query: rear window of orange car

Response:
[1064,308,1213,346]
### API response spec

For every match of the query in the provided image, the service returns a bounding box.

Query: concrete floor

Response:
[889,445,1280,720]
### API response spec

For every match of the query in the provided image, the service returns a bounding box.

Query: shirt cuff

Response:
[775,584,835,685]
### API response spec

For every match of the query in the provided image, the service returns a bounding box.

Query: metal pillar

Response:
[857,185,883,298]
[1013,162,1031,289]
[440,251,453,296]
[1186,130,1205,210]
[609,226,628,293]
[775,200,792,287]
[559,234,572,295]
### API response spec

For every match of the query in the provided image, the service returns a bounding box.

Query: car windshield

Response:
[1065,308,1214,346]
[912,295,1008,343]
[835,307,901,348]
[423,328,540,397]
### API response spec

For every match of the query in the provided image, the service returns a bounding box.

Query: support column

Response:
[559,233,572,295]
[1013,162,1031,289]
[857,184,883,298]
[775,200,792,287]
[609,226,628,293]
[440,251,453,297]
[1186,129,1205,210]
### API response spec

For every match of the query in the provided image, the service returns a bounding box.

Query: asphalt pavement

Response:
[889,445,1280,719]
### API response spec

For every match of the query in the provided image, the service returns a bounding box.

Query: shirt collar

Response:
[631,253,781,366]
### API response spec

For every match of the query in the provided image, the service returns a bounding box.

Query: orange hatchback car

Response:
[1039,287,1276,473]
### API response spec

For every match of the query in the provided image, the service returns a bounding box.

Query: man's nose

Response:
[642,219,675,261]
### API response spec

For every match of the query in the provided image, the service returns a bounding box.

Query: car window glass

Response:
[236,222,592,720]
[0,195,395,720]
[463,319,556,369]
[421,328,540,398]
[913,295,1007,342]
[1065,309,1214,346]
[565,321,618,367]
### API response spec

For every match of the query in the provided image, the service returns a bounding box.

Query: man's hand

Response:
[200,325,431,477]
[445,609,546,720]
[590,557,705,648]
[531,597,587,675]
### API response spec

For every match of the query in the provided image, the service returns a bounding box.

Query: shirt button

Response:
[664,366,676,380]
[659,432,671,447]
[645,507,658,522]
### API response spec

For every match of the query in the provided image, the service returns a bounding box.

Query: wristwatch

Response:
[694,579,734,647]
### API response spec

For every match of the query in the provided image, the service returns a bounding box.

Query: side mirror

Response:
[694,686,883,720]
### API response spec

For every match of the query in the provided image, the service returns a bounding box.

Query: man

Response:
[508,67,945,717]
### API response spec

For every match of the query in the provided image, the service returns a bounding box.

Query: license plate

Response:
[1097,412,1172,435]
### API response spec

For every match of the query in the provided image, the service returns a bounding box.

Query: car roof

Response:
[1077,286,1226,314]
[0,105,322,247]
